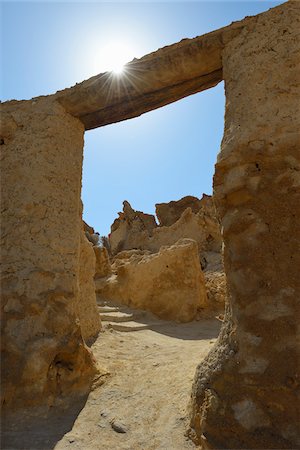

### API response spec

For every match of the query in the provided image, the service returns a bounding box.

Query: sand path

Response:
[2,315,220,450]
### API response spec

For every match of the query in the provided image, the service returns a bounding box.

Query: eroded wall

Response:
[109,197,222,256]
[77,230,101,344]
[190,3,300,448]
[96,239,208,322]
[1,6,298,445]
[1,98,97,408]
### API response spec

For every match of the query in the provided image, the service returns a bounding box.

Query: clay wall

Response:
[1,6,299,446]
[77,231,101,344]
[190,3,300,448]
[1,98,97,408]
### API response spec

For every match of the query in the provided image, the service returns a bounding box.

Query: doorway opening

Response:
[81,81,226,328]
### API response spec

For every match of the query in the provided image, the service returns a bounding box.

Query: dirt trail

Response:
[2,315,221,450]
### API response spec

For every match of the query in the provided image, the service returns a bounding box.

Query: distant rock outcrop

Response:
[96,194,226,320]
[156,195,203,227]
[110,201,157,255]
[96,239,208,322]
[109,195,222,257]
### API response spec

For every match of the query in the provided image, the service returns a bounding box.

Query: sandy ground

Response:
[2,316,221,450]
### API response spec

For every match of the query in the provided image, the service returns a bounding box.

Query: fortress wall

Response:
[190,3,300,448]
[1,98,97,409]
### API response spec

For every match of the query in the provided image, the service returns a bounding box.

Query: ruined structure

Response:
[99,195,224,320]
[156,195,210,227]
[189,5,300,448]
[1,2,299,448]
[96,239,208,322]
[1,100,98,408]
[77,230,101,343]
[109,195,222,257]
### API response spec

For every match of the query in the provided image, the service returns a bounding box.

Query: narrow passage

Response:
[56,301,221,450]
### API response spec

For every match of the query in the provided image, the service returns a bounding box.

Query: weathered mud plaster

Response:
[55,19,251,129]
[190,2,300,449]
[77,230,101,344]
[0,98,97,408]
[1,6,299,445]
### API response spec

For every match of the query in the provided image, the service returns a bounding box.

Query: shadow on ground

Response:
[1,396,88,450]
[148,318,221,340]
[97,296,222,341]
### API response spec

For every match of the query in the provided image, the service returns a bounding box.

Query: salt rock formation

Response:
[96,239,208,322]
[148,206,221,255]
[109,195,222,256]
[83,220,95,235]
[156,194,210,227]
[94,246,112,279]
[76,231,101,343]
[107,196,225,317]
[83,220,112,278]
[110,200,157,254]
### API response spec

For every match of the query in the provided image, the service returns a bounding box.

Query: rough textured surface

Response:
[54,20,251,130]
[2,316,221,450]
[148,205,221,255]
[0,98,97,409]
[190,3,300,448]
[156,195,204,227]
[94,246,112,279]
[83,221,95,235]
[1,3,299,446]
[204,270,226,313]
[96,239,208,322]
[76,231,101,344]
[110,201,157,255]
[109,196,222,257]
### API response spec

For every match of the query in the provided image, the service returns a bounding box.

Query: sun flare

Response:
[98,42,136,74]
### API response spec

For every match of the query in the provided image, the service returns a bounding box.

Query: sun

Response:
[98,42,136,74]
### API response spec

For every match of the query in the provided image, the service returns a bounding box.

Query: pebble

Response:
[111,420,128,433]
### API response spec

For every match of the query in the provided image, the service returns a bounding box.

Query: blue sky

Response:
[1,1,282,235]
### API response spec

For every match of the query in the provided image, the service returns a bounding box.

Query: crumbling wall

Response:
[96,239,208,322]
[94,246,112,279]
[109,196,222,256]
[76,231,101,344]
[190,3,300,448]
[156,195,205,227]
[0,98,97,409]
[110,201,158,255]
[1,6,298,444]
